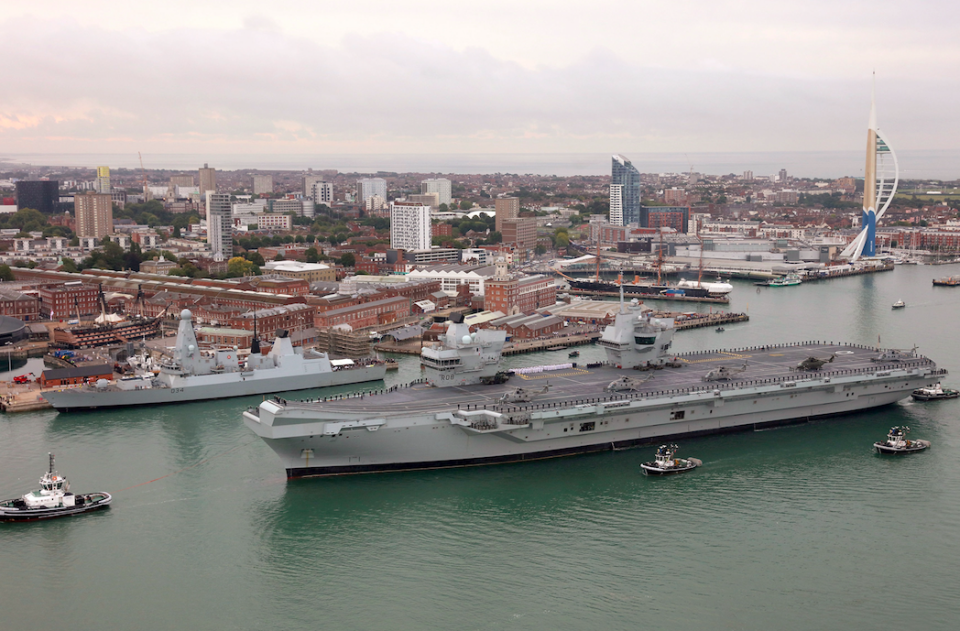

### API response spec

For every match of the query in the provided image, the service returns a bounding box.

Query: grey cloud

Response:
[0,17,955,153]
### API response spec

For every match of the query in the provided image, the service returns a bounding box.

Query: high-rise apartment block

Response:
[742,170,754,182]
[95,166,111,193]
[420,178,452,206]
[75,192,114,238]
[390,201,431,251]
[610,155,640,227]
[252,174,273,195]
[311,182,333,205]
[357,178,387,204]
[303,175,324,198]
[778,168,788,183]
[15,180,58,214]
[365,195,387,215]
[494,197,519,232]
[199,163,217,194]
[206,192,233,261]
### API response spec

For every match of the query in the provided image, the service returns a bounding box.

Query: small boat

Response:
[892,300,905,309]
[911,383,960,401]
[767,273,802,287]
[715,327,725,332]
[640,444,702,475]
[568,350,579,358]
[874,426,930,455]
[0,454,112,522]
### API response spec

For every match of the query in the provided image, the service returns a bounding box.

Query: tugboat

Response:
[874,426,930,455]
[640,444,702,475]
[0,454,111,521]
[911,383,960,401]
[568,350,580,358]
[892,299,906,309]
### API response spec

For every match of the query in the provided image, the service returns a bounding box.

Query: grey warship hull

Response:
[42,365,386,410]
[244,341,944,477]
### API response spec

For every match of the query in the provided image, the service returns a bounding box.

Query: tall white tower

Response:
[842,78,899,262]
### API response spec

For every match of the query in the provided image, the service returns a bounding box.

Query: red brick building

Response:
[231,303,314,334]
[37,283,99,320]
[0,288,40,321]
[314,296,410,329]
[432,223,453,238]
[484,274,556,316]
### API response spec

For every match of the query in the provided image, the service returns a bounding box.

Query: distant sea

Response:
[1,150,958,180]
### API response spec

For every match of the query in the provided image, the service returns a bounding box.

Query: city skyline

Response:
[1,1,958,158]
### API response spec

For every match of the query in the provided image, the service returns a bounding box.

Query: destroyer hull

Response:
[43,365,386,410]
[245,349,940,477]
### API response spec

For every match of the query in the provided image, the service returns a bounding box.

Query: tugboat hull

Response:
[0,493,112,522]
[640,457,702,475]
[874,441,930,455]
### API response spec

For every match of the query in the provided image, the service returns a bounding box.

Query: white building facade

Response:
[390,201,431,251]
[205,192,233,261]
[421,178,452,206]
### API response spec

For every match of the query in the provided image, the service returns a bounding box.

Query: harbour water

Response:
[2,264,960,630]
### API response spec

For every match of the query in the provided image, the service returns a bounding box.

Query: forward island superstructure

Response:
[42,309,386,410]
[245,296,945,477]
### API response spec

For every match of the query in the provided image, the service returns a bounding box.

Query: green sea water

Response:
[2,264,959,631]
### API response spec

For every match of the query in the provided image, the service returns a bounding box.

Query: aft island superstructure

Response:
[245,303,944,478]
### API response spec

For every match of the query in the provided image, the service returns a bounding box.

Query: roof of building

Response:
[236,303,313,319]
[262,260,330,272]
[318,295,409,318]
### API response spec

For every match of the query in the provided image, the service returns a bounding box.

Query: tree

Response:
[0,264,14,281]
[244,251,266,266]
[459,200,473,210]
[340,252,356,268]
[535,244,547,256]
[555,232,570,248]
[227,256,256,277]
[60,258,79,274]
[305,247,320,263]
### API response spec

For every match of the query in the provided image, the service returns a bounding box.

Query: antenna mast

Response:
[138,152,150,200]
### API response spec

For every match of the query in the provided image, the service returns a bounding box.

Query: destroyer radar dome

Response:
[181,309,192,320]
[462,335,473,345]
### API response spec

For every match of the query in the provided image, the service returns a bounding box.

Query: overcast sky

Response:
[1,0,957,158]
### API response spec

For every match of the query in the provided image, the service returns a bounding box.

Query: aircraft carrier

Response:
[244,301,944,478]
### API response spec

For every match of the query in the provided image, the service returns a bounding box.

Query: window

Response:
[635,336,656,345]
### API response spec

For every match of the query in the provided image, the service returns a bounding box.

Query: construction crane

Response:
[138,152,151,201]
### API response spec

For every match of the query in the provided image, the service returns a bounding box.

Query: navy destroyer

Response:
[42,309,386,410]
[244,297,944,477]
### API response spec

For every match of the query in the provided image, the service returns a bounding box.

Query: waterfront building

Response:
[74,192,114,238]
[199,163,217,194]
[610,155,640,227]
[205,192,233,261]
[15,180,58,214]
[484,271,556,315]
[390,201,431,251]
[494,197,519,232]
[95,166,111,193]
[357,178,387,204]
[421,178,452,206]
[252,174,273,195]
